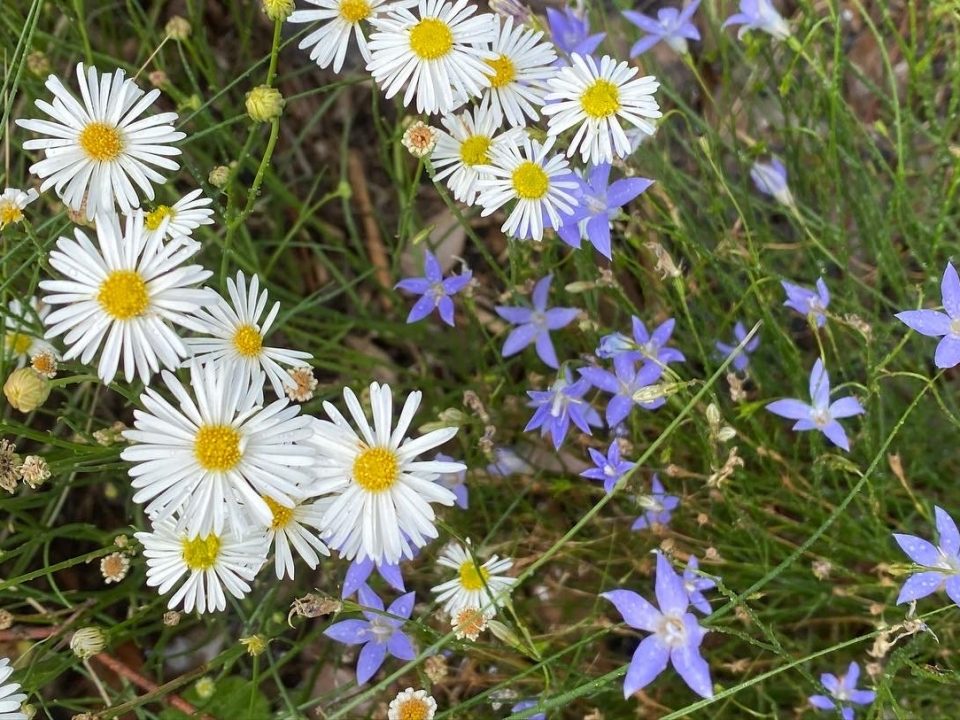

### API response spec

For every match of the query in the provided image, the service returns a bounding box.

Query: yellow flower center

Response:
[264,496,294,530]
[409,18,454,60]
[511,161,549,200]
[339,0,371,22]
[459,135,491,166]
[232,324,263,358]
[458,560,490,591]
[580,79,621,119]
[6,332,33,356]
[486,54,516,88]
[352,446,399,492]
[0,201,24,228]
[181,534,221,571]
[396,698,431,720]
[194,425,242,472]
[144,205,174,231]
[97,270,149,320]
[78,122,124,161]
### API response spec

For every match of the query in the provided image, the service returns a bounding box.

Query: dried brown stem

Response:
[347,149,393,311]
[92,653,213,719]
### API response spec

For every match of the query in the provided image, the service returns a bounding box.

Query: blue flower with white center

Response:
[782,277,830,327]
[750,157,794,207]
[682,556,715,614]
[545,6,605,60]
[893,505,960,607]
[765,358,864,451]
[526,368,602,449]
[496,274,579,369]
[723,0,791,41]
[557,163,652,259]
[632,474,679,531]
[395,250,472,327]
[580,354,664,427]
[808,662,876,720]
[323,586,416,685]
[581,441,634,493]
[602,552,714,699]
[714,321,759,372]
[596,316,685,368]
[896,261,960,369]
[623,0,701,57]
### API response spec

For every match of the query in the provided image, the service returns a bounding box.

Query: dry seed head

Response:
[100,552,130,584]
[19,455,50,489]
[0,609,12,630]
[285,366,317,402]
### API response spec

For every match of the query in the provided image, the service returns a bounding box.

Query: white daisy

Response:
[0,657,26,720]
[475,133,577,241]
[366,0,497,115]
[185,271,313,399]
[431,540,515,616]
[542,53,661,166]
[3,297,57,368]
[482,15,556,128]
[310,382,465,564]
[16,63,185,219]
[388,688,437,720]
[262,493,331,579]
[141,188,214,244]
[39,212,213,384]
[121,363,316,536]
[136,517,268,614]
[0,188,39,230]
[432,100,517,204]
[289,0,397,73]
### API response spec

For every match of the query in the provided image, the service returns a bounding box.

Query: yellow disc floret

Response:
[194,425,242,472]
[395,698,432,720]
[352,446,399,492]
[486,54,516,88]
[232,324,263,358]
[97,270,149,320]
[0,201,24,229]
[458,560,490,591]
[79,122,124,161]
[459,135,491,166]
[144,205,174,231]
[264,495,294,530]
[580,79,621,119]
[340,0,371,23]
[511,161,549,200]
[409,18,454,60]
[181,534,222,571]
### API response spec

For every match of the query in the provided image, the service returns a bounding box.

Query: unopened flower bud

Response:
[148,70,169,88]
[632,382,683,405]
[165,16,191,40]
[208,165,231,188]
[195,676,216,699]
[239,634,267,656]
[163,610,182,626]
[262,0,295,20]
[4,368,50,412]
[26,52,49,76]
[245,85,284,123]
[70,626,106,659]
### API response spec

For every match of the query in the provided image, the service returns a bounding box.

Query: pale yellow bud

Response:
[4,368,50,412]
[262,0,295,20]
[245,85,284,123]
[165,16,192,40]
[208,165,231,188]
[70,626,106,659]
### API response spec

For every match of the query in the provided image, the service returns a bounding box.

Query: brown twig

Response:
[92,653,213,719]
[347,149,393,311]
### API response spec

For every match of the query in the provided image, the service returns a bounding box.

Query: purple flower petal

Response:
[342,559,373,598]
[387,631,416,660]
[942,262,960,318]
[895,309,950,337]
[437,296,456,326]
[766,399,812,420]
[654,553,688,615]
[396,278,430,294]
[809,358,830,409]
[406,293,437,324]
[671,641,713,698]
[423,251,442,282]
[945,574,960,607]
[544,307,579,330]
[809,695,836,711]
[893,532,941,566]
[896,570,943,604]
[356,640,387,684]
[324,619,369,644]
[623,635,669,697]
[388,591,416,619]
[496,306,534,324]
[601,589,661,632]
[936,506,960,557]
[585,215,612,259]
[828,397,864,419]
[607,177,653,208]
[532,274,553,310]
[934,334,960,368]
[502,324,540,357]
[819,420,850,451]
[534,332,560,368]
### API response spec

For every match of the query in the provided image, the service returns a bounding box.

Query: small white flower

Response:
[140,188,215,243]
[0,188,38,230]
[262,494,331,579]
[0,657,26,720]
[3,297,56,368]
[402,120,439,157]
[16,63,185,219]
[475,134,577,241]
[289,0,396,73]
[432,100,517,204]
[310,382,465,564]
[39,213,214,384]
[185,271,313,399]
[481,15,556,128]
[367,0,497,115]
[430,540,515,615]
[388,688,437,720]
[543,53,661,166]
[121,364,316,536]
[136,517,268,614]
